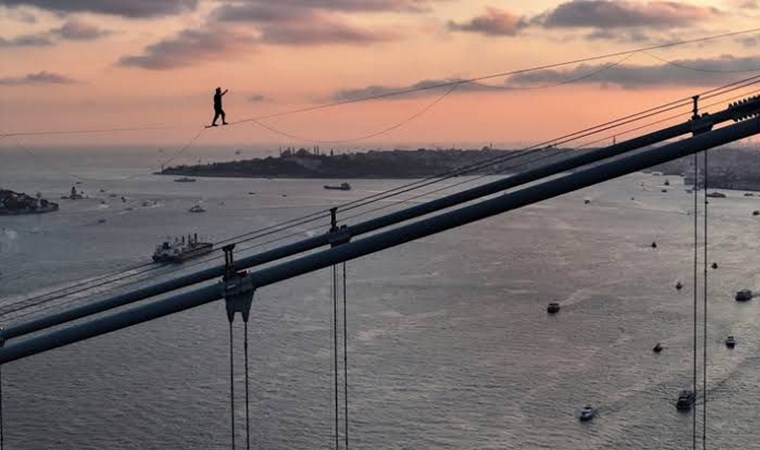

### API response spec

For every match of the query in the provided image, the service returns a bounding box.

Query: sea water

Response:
[1,147,759,449]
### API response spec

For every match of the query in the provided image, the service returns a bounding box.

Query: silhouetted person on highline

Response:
[211,87,228,126]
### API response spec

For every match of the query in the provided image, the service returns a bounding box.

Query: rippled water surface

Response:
[1,149,759,449]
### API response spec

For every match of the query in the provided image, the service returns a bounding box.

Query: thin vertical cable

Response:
[342,262,349,449]
[0,364,4,450]
[244,321,251,450]
[692,153,698,450]
[702,150,709,449]
[229,322,236,450]
[332,265,339,450]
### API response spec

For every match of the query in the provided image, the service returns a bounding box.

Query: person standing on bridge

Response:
[210,87,229,127]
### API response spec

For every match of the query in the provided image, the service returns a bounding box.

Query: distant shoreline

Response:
[160,147,576,180]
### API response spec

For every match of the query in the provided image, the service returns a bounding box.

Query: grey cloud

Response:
[507,55,760,88]
[737,36,760,48]
[0,19,110,48]
[0,32,52,47]
[537,1,721,29]
[448,7,528,37]
[332,78,501,101]
[261,16,398,45]
[247,94,271,102]
[585,28,653,43]
[213,3,310,23]
[1,0,197,18]
[212,2,404,45]
[3,8,38,23]
[52,19,111,40]
[0,71,76,85]
[222,0,440,14]
[117,27,257,70]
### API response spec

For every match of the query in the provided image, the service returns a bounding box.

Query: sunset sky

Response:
[1,0,759,149]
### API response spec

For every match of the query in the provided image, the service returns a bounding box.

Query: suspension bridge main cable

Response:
[3,78,758,323]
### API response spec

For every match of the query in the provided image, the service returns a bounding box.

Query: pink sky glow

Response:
[1,0,759,149]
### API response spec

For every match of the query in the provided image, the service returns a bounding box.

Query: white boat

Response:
[579,406,595,421]
[152,234,213,263]
[188,204,206,213]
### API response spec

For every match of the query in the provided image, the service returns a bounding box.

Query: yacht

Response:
[152,234,213,263]
[676,390,695,411]
[547,302,561,314]
[675,281,683,290]
[579,406,595,421]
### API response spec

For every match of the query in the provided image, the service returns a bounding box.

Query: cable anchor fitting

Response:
[220,244,255,323]
[689,95,713,136]
[327,207,351,248]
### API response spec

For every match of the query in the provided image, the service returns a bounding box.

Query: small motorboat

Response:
[651,241,657,248]
[664,179,670,186]
[653,342,663,353]
[584,199,591,204]
[579,405,595,422]
[661,189,668,193]
[188,204,206,213]
[706,191,726,198]
[735,289,752,302]
[174,176,196,183]
[711,262,718,270]
[754,210,760,216]
[676,390,695,411]
[675,281,683,290]
[726,336,736,348]
[547,302,561,314]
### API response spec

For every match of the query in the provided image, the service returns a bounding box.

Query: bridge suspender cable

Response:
[229,321,236,450]
[692,143,699,450]
[0,358,4,450]
[332,264,340,450]
[702,144,709,449]
[342,261,349,450]
[221,245,255,450]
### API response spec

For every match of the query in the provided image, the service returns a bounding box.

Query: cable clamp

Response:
[220,244,255,323]
[328,207,351,247]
